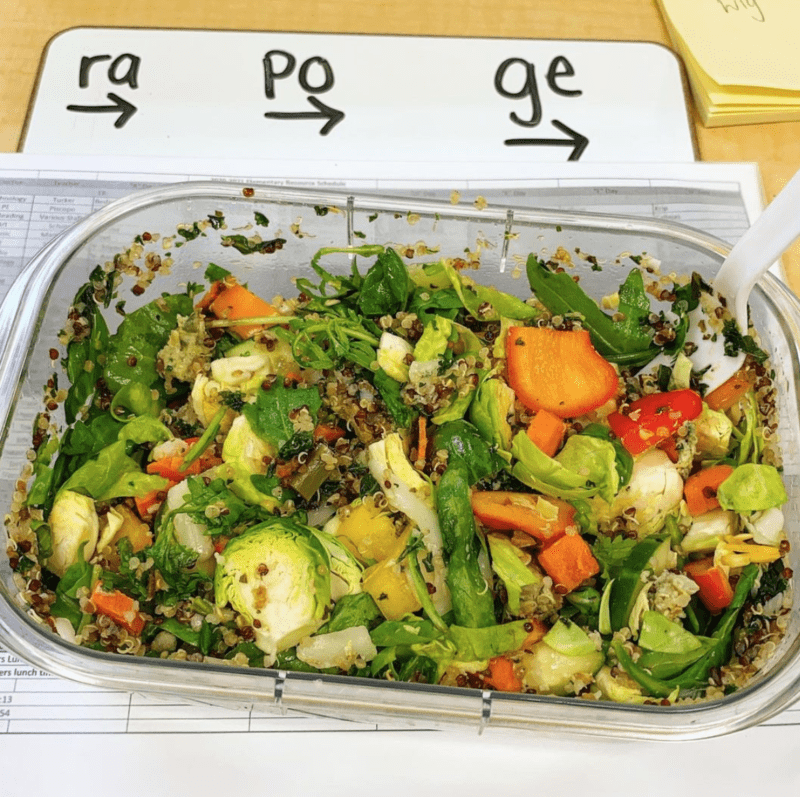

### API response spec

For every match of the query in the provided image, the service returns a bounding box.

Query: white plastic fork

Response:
[658,168,800,392]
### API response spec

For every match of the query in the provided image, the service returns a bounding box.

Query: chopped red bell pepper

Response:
[470,491,576,544]
[684,557,734,613]
[607,389,702,455]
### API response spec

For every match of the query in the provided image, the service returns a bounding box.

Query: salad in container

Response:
[0,183,798,739]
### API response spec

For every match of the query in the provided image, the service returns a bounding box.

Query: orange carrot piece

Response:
[683,464,735,516]
[536,533,600,594]
[705,369,753,412]
[208,282,278,339]
[486,656,523,692]
[313,423,347,443]
[195,279,227,312]
[146,438,222,482]
[275,462,298,480]
[90,583,145,635]
[506,327,618,419]
[417,416,428,462]
[134,484,174,518]
[471,492,576,544]
[526,409,567,457]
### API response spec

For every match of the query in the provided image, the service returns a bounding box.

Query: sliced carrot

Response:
[536,533,600,594]
[683,464,735,516]
[208,282,278,339]
[506,327,618,419]
[526,409,567,457]
[195,279,227,312]
[313,423,347,443]
[90,583,145,635]
[134,485,173,519]
[705,369,753,412]
[417,416,428,462]
[471,492,576,544]
[486,656,523,692]
[146,438,222,482]
[275,461,299,480]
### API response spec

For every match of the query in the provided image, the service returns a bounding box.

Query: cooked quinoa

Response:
[4,230,793,707]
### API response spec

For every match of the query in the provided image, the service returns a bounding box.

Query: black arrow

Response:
[66,92,137,129]
[504,120,588,161]
[264,96,345,136]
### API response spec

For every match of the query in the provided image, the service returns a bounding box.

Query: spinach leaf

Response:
[324,593,381,634]
[408,286,463,322]
[436,460,497,628]
[205,263,231,282]
[179,477,275,537]
[103,293,193,396]
[60,440,168,501]
[49,547,93,630]
[156,617,217,655]
[722,319,768,364]
[592,534,636,581]
[148,525,212,603]
[243,381,322,450]
[357,248,411,316]
[432,420,505,485]
[664,272,703,357]
[63,277,110,424]
[370,617,443,647]
[753,559,789,605]
[526,255,658,366]
[220,235,286,255]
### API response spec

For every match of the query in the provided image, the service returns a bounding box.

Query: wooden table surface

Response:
[2,0,799,290]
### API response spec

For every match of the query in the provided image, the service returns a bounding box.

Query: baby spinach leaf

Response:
[324,593,382,634]
[432,420,505,484]
[372,368,417,428]
[63,281,110,425]
[357,248,411,316]
[60,440,167,501]
[103,293,193,396]
[243,381,322,450]
[526,255,658,366]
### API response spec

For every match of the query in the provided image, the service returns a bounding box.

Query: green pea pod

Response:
[436,459,496,628]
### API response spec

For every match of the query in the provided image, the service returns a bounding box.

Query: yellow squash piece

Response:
[361,528,421,620]
[335,496,400,563]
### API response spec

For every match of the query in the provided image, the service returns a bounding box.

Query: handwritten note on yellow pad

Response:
[656,0,800,126]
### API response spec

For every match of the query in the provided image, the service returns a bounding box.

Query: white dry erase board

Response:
[22,28,696,163]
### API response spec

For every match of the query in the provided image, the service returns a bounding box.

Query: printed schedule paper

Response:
[1,152,799,797]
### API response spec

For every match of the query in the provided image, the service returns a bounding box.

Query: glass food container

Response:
[0,181,798,741]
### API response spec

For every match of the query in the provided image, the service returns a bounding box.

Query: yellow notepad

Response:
[656,0,800,126]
